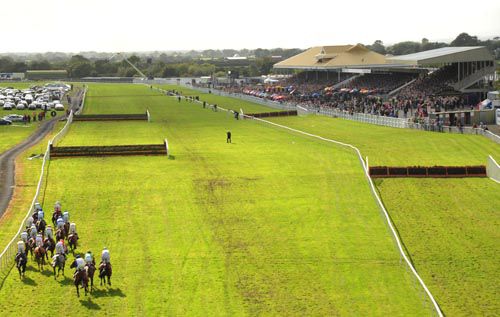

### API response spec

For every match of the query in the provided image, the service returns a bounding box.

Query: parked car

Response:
[0,118,12,125]
[3,114,24,122]
[3,103,13,110]
[15,103,25,110]
[54,103,65,111]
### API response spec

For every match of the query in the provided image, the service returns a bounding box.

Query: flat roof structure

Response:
[386,47,494,66]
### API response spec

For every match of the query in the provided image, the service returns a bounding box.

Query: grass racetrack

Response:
[269,115,500,316]
[0,84,433,316]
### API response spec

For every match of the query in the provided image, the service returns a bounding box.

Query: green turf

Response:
[0,83,431,316]
[266,114,500,316]
[157,84,283,114]
[269,115,500,166]
[376,178,500,316]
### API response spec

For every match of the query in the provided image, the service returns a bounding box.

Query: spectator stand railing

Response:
[0,109,75,274]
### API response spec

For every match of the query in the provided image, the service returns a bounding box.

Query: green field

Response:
[157,84,282,114]
[0,83,498,316]
[267,115,500,315]
[0,83,432,316]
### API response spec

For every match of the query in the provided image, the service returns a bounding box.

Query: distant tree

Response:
[29,60,52,70]
[368,40,386,54]
[451,33,479,46]
[421,38,448,51]
[387,41,421,55]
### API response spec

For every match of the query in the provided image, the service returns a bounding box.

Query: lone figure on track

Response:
[226,131,231,143]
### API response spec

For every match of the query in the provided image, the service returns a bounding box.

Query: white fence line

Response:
[151,84,442,315]
[147,110,151,122]
[0,109,75,273]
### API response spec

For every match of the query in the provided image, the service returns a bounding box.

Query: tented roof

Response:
[386,47,494,66]
[274,44,387,70]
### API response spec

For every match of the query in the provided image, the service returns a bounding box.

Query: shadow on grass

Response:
[168,155,176,160]
[21,276,37,286]
[40,269,53,277]
[80,298,101,310]
[92,287,126,298]
[59,276,73,285]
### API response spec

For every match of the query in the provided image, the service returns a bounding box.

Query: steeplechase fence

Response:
[50,143,167,157]
[73,112,149,121]
[246,110,297,118]
[369,165,487,178]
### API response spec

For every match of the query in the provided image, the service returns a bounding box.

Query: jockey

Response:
[69,223,77,237]
[20,231,28,244]
[34,202,42,211]
[25,216,34,230]
[29,225,37,239]
[35,234,43,248]
[62,211,70,224]
[56,216,65,230]
[74,254,85,274]
[45,225,54,240]
[55,239,66,258]
[37,208,44,221]
[54,201,61,213]
[101,247,110,264]
[84,251,95,266]
[17,240,26,255]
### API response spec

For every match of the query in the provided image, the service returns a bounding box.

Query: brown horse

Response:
[86,263,96,292]
[56,228,65,242]
[52,253,65,279]
[52,211,61,226]
[44,237,55,257]
[68,234,78,251]
[34,246,46,271]
[36,219,46,234]
[63,223,70,239]
[71,263,89,297]
[26,238,36,259]
[15,252,27,279]
[99,262,112,286]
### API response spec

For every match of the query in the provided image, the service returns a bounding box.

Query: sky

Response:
[1,0,499,53]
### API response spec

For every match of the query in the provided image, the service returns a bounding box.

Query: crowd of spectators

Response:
[223,68,478,124]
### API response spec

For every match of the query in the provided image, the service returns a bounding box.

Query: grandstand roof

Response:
[386,47,494,66]
[274,44,387,70]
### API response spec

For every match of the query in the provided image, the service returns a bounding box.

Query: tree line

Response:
[0,33,498,78]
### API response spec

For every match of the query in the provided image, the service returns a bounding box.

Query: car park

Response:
[3,102,13,110]
[3,114,24,122]
[0,118,12,125]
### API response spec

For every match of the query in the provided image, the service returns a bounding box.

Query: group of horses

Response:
[15,206,112,297]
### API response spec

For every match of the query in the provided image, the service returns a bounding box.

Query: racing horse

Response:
[68,234,78,251]
[36,218,46,235]
[52,253,66,279]
[55,228,65,242]
[71,261,89,297]
[99,262,112,286]
[26,238,36,259]
[34,246,46,271]
[15,252,27,279]
[86,263,96,292]
[44,237,55,258]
